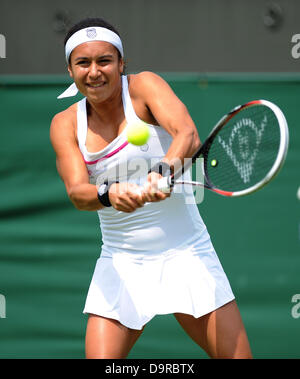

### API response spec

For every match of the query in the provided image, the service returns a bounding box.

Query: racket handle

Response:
[157,177,171,193]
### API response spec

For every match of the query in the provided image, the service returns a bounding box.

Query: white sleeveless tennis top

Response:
[80,76,235,329]
[77,75,209,253]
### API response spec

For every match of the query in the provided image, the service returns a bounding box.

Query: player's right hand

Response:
[141,172,171,203]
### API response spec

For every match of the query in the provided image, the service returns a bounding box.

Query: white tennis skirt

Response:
[83,239,235,330]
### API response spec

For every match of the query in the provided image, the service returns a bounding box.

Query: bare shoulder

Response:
[129,71,171,97]
[130,71,164,83]
[50,103,77,145]
[50,102,77,130]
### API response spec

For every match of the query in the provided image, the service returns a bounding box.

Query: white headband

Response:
[58,26,124,99]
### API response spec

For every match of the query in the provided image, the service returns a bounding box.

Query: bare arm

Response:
[50,109,145,212]
[50,110,103,211]
[130,72,201,200]
[131,72,201,169]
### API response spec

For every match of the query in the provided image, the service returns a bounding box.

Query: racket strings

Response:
[205,105,280,192]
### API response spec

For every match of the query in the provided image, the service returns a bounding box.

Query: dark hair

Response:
[64,17,123,64]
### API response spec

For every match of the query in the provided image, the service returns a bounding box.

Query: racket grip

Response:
[157,177,171,193]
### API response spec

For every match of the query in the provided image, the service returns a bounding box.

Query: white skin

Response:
[50,39,252,359]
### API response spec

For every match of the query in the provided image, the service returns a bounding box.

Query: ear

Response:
[119,58,125,75]
[67,65,74,78]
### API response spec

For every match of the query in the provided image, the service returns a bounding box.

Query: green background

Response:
[0,73,299,358]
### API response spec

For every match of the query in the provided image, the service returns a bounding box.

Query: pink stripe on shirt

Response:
[84,141,129,165]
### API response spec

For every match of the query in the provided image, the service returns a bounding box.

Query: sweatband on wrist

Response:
[97,180,118,207]
[148,161,171,177]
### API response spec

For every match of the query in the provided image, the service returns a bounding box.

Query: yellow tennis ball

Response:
[126,121,150,146]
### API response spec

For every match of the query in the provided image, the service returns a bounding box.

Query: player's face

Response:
[68,41,124,103]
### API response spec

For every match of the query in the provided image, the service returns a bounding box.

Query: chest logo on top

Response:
[140,143,149,152]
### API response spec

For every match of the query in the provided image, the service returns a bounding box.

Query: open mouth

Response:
[86,82,105,89]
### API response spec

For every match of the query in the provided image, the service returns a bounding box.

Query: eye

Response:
[76,59,89,66]
[98,58,112,65]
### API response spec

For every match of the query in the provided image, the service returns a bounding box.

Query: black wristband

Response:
[97,180,118,207]
[148,161,171,177]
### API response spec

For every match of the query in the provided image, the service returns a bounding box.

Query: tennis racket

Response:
[158,100,289,197]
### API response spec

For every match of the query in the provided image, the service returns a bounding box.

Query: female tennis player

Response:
[50,17,252,359]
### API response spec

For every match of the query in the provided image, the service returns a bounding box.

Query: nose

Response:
[89,61,101,79]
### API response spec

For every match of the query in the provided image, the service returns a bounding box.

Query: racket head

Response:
[201,99,289,197]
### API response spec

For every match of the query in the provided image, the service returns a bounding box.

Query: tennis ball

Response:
[126,121,150,146]
[211,159,218,167]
